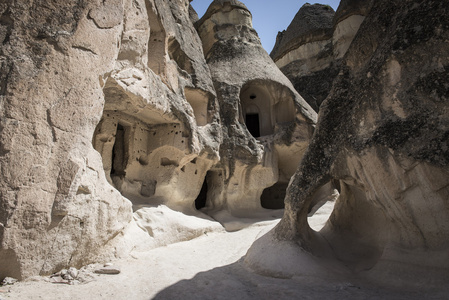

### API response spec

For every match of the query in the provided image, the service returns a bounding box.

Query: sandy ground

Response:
[1,202,446,300]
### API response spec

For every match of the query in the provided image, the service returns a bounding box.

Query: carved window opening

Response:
[240,80,296,137]
[240,82,274,137]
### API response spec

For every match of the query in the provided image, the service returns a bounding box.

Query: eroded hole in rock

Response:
[184,87,211,126]
[307,181,339,232]
[168,37,193,74]
[111,123,129,177]
[194,171,222,211]
[260,182,288,209]
[160,157,179,167]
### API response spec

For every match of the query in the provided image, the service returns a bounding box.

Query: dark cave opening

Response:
[260,182,288,209]
[111,123,128,177]
[245,113,260,138]
[195,173,209,210]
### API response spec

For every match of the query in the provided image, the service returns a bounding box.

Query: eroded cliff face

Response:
[91,0,221,212]
[0,0,315,279]
[271,1,371,111]
[0,0,133,280]
[246,0,449,288]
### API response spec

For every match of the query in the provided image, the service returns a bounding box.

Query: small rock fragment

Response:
[94,266,121,275]
[49,276,69,284]
[1,277,17,286]
[67,267,79,279]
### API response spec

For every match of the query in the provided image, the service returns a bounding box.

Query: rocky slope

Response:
[247,0,449,289]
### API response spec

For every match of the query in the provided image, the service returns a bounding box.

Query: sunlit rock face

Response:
[271,1,371,111]
[247,0,449,288]
[0,0,317,280]
[92,0,221,212]
[0,0,132,280]
[0,0,220,280]
[332,0,371,59]
[196,0,317,217]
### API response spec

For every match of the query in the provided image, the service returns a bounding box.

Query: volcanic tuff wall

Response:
[271,1,370,111]
[0,0,315,279]
[247,0,449,288]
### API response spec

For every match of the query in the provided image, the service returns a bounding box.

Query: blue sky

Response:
[191,1,340,53]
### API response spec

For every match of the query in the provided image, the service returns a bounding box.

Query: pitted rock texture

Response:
[247,0,449,288]
[196,0,316,217]
[271,1,371,111]
[0,0,316,280]
[271,4,336,112]
[0,0,131,280]
[270,3,335,64]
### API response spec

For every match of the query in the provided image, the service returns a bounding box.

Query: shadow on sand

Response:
[151,259,439,300]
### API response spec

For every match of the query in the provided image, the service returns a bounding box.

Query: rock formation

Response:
[246,0,449,288]
[271,1,370,111]
[0,0,315,280]
[195,0,316,217]
[0,0,133,280]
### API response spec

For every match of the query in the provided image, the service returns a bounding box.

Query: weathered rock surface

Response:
[0,0,315,280]
[196,0,316,217]
[0,0,132,280]
[247,0,449,288]
[271,1,371,111]
[92,0,221,213]
[332,0,371,60]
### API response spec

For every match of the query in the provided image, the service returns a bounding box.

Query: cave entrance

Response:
[111,123,129,177]
[195,172,211,210]
[245,113,260,138]
[260,182,288,209]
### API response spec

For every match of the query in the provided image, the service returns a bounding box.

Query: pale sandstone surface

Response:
[5,213,445,300]
[0,0,315,281]
[0,0,224,279]
[0,0,132,280]
[271,1,371,111]
[246,0,449,289]
[0,0,448,296]
[195,0,317,218]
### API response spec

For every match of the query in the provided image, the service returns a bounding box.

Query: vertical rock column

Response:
[196,0,317,216]
[0,0,132,279]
